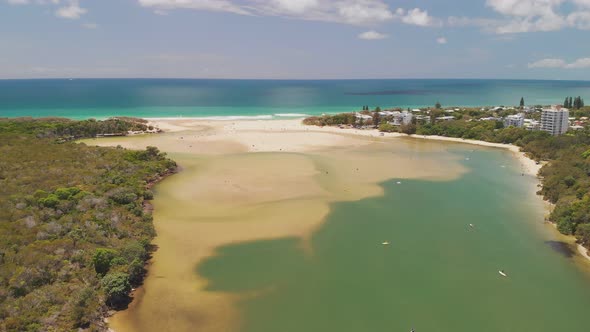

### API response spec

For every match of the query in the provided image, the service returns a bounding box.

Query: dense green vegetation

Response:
[0,117,155,140]
[304,105,590,251]
[0,119,176,331]
[564,96,585,110]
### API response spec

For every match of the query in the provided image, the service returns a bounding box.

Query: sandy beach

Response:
[138,118,542,176]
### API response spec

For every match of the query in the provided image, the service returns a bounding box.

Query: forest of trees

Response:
[0,117,154,140]
[0,118,176,331]
[564,96,585,110]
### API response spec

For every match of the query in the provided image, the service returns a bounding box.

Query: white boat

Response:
[499,270,508,277]
[382,241,390,245]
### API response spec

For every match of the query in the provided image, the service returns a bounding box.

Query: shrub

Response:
[109,188,138,205]
[101,272,131,306]
[379,123,398,133]
[55,187,81,200]
[92,248,119,275]
[38,194,59,208]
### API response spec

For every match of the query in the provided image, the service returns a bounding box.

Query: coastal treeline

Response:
[0,117,156,140]
[564,96,585,110]
[303,106,590,250]
[0,119,176,331]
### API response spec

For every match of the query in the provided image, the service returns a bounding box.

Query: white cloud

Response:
[565,57,590,68]
[528,57,590,68]
[6,0,89,19]
[480,0,590,33]
[270,0,319,14]
[358,30,387,40]
[567,11,590,29]
[55,0,87,19]
[397,8,438,27]
[436,37,447,44]
[336,1,393,24]
[137,0,249,15]
[137,1,441,27]
[572,0,590,7]
[528,58,567,68]
[447,16,500,29]
[486,0,564,17]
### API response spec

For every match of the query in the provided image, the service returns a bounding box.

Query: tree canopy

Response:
[0,118,176,331]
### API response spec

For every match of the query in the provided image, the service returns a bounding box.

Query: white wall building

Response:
[436,116,455,121]
[540,107,569,136]
[524,119,540,131]
[388,111,414,125]
[503,113,525,128]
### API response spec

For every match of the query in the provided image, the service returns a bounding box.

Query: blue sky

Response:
[1,0,590,79]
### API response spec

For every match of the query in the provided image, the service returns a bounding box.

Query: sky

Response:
[1,0,590,79]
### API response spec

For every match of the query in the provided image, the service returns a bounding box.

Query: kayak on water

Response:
[499,270,508,277]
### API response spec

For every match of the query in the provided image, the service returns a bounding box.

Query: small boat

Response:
[469,223,474,228]
[499,270,508,277]
[382,241,390,245]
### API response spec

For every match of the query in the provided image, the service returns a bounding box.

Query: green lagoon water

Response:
[198,147,590,332]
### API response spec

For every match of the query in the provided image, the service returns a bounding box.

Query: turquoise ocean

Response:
[0,79,589,119]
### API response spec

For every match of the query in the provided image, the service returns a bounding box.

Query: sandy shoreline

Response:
[141,118,542,176]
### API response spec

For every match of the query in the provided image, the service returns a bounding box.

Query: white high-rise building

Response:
[503,113,525,128]
[540,107,569,136]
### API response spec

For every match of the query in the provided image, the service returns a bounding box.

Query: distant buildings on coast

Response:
[487,106,571,135]
[507,106,570,136]
[354,103,578,136]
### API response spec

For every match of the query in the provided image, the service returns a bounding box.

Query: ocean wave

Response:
[143,115,274,121]
[273,113,309,117]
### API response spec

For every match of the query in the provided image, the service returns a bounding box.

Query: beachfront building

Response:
[540,107,569,136]
[354,112,373,121]
[414,114,431,124]
[524,119,540,131]
[480,116,502,122]
[503,113,525,128]
[436,115,455,121]
[387,111,414,126]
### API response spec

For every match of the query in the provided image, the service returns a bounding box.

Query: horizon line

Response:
[0,77,589,82]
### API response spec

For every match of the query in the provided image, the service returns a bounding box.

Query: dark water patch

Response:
[344,89,448,96]
[197,237,308,293]
[545,241,575,258]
